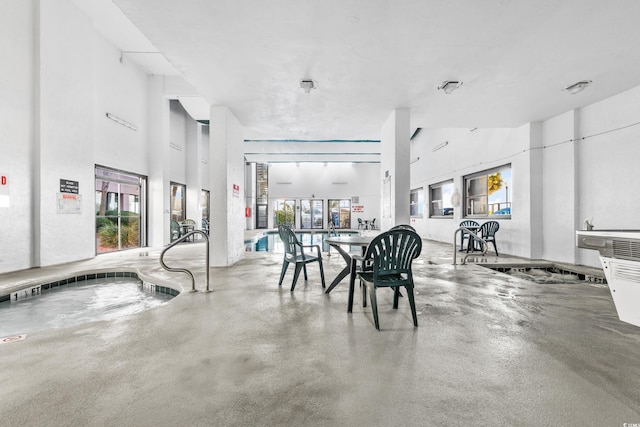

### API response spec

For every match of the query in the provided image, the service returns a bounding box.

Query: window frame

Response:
[95,165,147,254]
[410,187,424,218]
[463,164,512,219]
[428,180,454,218]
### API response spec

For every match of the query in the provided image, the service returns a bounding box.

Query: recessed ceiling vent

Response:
[437,80,462,94]
[563,80,592,94]
[299,79,317,93]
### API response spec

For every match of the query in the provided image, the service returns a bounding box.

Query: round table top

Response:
[324,235,374,246]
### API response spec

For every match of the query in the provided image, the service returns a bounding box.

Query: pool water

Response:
[246,231,360,252]
[0,277,175,337]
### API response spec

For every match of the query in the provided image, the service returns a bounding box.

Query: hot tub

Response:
[576,230,640,327]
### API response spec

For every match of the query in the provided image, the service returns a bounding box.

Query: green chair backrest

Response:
[363,229,422,285]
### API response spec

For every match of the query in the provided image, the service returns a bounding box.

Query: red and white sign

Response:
[57,193,82,214]
[0,173,8,207]
[232,183,240,197]
[352,205,364,213]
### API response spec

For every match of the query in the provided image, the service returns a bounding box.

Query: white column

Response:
[245,163,256,230]
[147,77,171,247]
[209,106,245,266]
[380,109,411,230]
[185,118,201,224]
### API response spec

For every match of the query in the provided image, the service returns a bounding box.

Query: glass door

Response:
[256,204,268,229]
[274,199,295,227]
[328,199,351,229]
[300,199,323,229]
[95,166,145,254]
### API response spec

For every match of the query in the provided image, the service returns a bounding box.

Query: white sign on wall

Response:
[57,193,82,214]
[0,173,9,207]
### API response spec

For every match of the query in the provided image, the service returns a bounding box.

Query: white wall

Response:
[410,86,640,268]
[410,126,526,256]
[0,0,187,272]
[268,162,380,229]
[169,100,188,185]
[575,86,640,266]
[209,106,245,267]
[37,0,100,266]
[0,0,35,272]
[94,37,150,176]
[541,111,578,263]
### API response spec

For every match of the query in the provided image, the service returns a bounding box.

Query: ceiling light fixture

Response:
[299,79,317,93]
[563,80,592,94]
[438,80,462,94]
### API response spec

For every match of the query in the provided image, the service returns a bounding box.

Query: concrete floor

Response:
[1,233,639,426]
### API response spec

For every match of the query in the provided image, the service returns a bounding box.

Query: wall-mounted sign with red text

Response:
[0,173,9,207]
[233,183,240,197]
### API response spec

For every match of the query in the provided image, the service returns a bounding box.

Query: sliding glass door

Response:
[95,166,146,254]
[300,199,323,229]
[328,199,351,229]
[274,199,295,227]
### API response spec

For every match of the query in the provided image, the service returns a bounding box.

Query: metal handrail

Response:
[453,227,488,265]
[160,230,210,292]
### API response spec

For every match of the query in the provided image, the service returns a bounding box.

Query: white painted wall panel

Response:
[0,0,35,273]
[38,0,95,266]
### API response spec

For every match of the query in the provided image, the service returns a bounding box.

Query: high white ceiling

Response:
[82,0,640,141]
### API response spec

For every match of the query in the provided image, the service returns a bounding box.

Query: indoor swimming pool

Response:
[245,230,360,252]
[0,274,176,338]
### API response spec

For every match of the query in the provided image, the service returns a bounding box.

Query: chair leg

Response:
[406,285,418,327]
[291,264,303,291]
[369,286,380,330]
[362,281,367,308]
[348,258,357,312]
[318,259,326,288]
[393,287,400,309]
[278,261,289,287]
[303,264,308,280]
[492,239,499,256]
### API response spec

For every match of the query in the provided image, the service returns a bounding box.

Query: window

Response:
[256,163,269,204]
[464,165,511,217]
[95,166,146,254]
[170,182,186,222]
[410,188,424,217]
[200,189,210,221]
[429,181,454,217]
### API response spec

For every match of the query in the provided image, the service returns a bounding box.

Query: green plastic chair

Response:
[357,228,422,330]
[459,220,479,251]
[170,220,182,242]
[477,221,500,256]
[277,225,326,291]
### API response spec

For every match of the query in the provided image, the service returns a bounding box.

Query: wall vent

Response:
[613,240,640,262]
